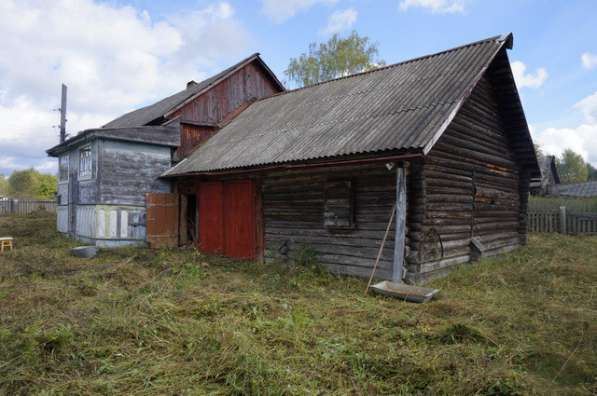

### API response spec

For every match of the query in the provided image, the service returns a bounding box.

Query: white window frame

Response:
[79,146,93,180]
[59,155,69,182]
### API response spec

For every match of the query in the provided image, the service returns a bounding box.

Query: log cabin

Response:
[46,53,284,246]
[159,33,540,283]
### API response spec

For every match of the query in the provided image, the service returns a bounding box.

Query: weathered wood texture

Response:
[528,210,597,234]
[262,164,411,280]
[0,199,56,216]
[177,124,218,158]
[171,61,281,158]
[409,75,524,283]
[170,62,280,123]
[99,140,171,206]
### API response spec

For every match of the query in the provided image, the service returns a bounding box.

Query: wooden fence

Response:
[0,199,56,216]
[528,207,597,234]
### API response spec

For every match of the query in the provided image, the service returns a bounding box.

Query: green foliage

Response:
[0,215,596,395]
[556,149,589,184]
[292,244,319,267]
[6,168,57,199]
[36,173,58,199]
[285,31,384,87]
[0,175,8,196]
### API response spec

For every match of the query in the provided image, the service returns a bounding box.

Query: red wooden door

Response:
[223,180,256,259]
[197,180,257,259]
[198,182,224,254]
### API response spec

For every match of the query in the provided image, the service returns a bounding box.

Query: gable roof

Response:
[103,53,284,129]
[164,33,538,177]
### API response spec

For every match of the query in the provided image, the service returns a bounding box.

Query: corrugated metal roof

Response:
[556,181,597,198]
[164,34,513,176]
[103,53,283,129]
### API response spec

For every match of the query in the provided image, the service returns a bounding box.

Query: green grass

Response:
[0,213,596,395]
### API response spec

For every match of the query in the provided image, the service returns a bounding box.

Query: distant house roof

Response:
[531,155,560,191]
[103,53,284,129]
[164,33,538,177]
[556,181,597,198]
[47,126,179,156]
[542,155,560,184]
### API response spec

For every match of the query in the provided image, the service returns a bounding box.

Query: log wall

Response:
[409,75,524,282]
[262,164,411,280]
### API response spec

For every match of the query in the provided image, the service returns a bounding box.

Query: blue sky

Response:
[1,0,596,176]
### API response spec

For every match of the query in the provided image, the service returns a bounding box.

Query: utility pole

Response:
[59,84,67,143]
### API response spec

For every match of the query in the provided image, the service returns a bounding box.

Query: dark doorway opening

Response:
[186,194,197,243]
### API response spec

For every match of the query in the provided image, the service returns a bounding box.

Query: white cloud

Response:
[262,0,338,23]
[574,91,597,123]
[321,8,357,35]
[581,52,597,70]
[399,0,465,14]
[511,61,548,89]
[0,0,252,175]
[532,91,597,166]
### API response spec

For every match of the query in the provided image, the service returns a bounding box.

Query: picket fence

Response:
[0,199,56,216]
[528,207,597,234]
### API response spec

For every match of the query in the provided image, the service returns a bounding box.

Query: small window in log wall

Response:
[324,180,354,230]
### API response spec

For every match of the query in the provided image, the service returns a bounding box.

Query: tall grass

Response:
[0,213,595,395]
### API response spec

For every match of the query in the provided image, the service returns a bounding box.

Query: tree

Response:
[556,149,588,184]
[285,31,384,87]
[0,175,9,197]
[7,169,57,199]
[37,173,58,200]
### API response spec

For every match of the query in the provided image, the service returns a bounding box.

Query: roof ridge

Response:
[266,33,511,100]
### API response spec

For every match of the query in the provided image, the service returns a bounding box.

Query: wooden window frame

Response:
[79,146,93,180]
[59,155,69,182]
[323,179,355,230]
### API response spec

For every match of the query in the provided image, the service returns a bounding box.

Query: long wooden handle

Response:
[365,203,396,294]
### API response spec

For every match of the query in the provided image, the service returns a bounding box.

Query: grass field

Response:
[0,213,595,395]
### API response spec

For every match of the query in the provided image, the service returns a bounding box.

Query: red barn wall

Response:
[169,61,281,125]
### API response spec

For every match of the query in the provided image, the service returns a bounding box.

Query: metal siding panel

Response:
[146,193,179,248]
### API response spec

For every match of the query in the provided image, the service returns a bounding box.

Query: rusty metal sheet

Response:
[146,192,179,248]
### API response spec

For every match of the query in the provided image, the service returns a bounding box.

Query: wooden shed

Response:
[158,33,540,283]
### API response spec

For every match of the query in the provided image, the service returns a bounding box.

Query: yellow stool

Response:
[0,237,13,252]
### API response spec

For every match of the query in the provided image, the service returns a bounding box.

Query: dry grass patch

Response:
[0,213,596,395]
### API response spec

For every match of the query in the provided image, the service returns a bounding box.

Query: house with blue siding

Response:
[46,53,284,246]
